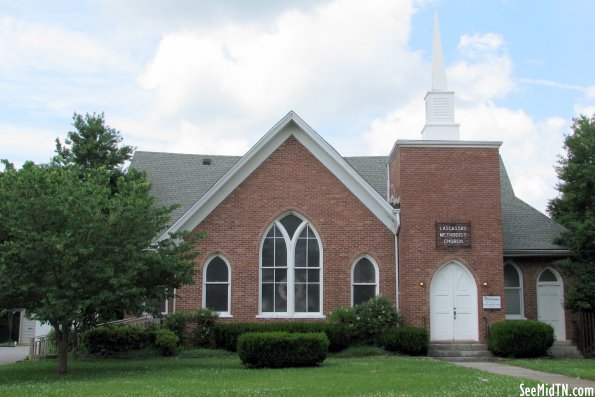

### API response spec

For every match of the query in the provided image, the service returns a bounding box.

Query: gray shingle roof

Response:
[130,151,241,229]
[499,158,568,255]
[130,150,566,255]
[344,156,387,198]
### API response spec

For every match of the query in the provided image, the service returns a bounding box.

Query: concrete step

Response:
[428,343,488,352]
[428,343,493,362]
[434,356,493,363]
[430,349,492,358]
[548,341,582,358]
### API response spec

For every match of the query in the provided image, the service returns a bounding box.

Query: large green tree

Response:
[54,112,134,171]
[547,114,595,312]
[0,161,197,374]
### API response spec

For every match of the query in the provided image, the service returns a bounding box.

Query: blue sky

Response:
[1,0,593,214]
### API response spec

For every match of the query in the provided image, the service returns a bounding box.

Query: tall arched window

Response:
[504,262,523,319]
[203,256,231,316]
[260,213,322,317]
[352,256,379,306]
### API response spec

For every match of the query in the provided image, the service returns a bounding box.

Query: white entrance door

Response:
[537,268,566,340]
[430,261,478,341]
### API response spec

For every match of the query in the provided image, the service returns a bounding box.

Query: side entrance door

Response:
[537,268,566,341]
[430,261,478,341]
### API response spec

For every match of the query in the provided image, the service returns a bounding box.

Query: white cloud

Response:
[449,33,515,102]
[0,16,119,74]
[138,0,424,137]
[0,123,60,167]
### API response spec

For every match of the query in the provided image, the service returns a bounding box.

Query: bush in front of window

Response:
[213,322,349,352]
[155,328,180,356]
[238,332,329,368]
[83,325,156,356]
[164,311,194,346]
[329,296,404,345]
[192,308,219,348]
[488,320,554,358]
[382,327,428,356]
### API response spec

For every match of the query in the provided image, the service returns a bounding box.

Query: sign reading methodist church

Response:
[436,223,471,248]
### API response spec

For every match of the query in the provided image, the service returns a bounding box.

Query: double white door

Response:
[430,262,478,341]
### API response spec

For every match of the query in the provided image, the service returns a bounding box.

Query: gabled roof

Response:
[499,159,569,256]
[131,112,399,241]
[130,115,567,256]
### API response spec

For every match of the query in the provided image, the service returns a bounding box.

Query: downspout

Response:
[173,288,177,314]
[394,210,401,311]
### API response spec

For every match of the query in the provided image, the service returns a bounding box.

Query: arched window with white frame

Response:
[504,262,524,319]
[203,255,231,316]
[351,256,379,306]
[260,213,323,317]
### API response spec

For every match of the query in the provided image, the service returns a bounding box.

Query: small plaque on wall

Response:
[436,222,471,248]
[482,296,501,310]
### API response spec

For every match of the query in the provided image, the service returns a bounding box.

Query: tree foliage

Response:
[0,113,200,373]
[54,112,134,171]
[547,114,595,311]
[0,161,199,373]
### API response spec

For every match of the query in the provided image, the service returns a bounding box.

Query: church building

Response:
[130,18,572,346]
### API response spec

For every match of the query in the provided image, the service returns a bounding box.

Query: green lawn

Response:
[0,352,538,397]
[505,358,595,381]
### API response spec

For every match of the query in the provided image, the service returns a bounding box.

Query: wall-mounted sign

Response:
[482,296,501,310]
[436,223,471,248]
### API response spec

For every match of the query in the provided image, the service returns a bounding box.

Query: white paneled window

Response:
[504,262,524,319]
[203,256,231,316]
[260,213,323,317]
[352,256,379,306]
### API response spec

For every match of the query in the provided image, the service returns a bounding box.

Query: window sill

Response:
[256,314,326,319]
[217,313,233,318]
[505,315,526,320]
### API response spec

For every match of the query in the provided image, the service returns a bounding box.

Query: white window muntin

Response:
[351,255,379,307]
[202,254,232,317]
[504,261,524,320]
[258,213,324,318]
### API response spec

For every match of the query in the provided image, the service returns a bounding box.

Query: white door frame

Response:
[430,260,479,341]
[537,267,566,341]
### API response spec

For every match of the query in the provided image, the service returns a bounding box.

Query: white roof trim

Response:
[157,111,398,241]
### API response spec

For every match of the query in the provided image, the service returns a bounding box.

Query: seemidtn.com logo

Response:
[520,383,594,397]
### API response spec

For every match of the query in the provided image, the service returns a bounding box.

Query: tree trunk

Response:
[56,325,69,374]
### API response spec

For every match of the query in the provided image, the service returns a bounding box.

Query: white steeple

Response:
[421,13,460,140]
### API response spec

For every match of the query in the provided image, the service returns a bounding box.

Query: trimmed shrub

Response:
[155,329,179,356]
[329,296,404,344]
[382,327,428,356]
[214,322,349,352]
[488,320,554,358]
[192,308,219,348]
[238,332,328,368]
[164,312,193,344]
[83,326,154,356]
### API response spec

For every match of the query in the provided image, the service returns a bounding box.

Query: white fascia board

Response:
[388,139,503,163]
[291,118,398,233]
[158,111,399,241]
[157,112,296,242]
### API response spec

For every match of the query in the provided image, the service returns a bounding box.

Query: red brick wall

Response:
[509,257,579,341]
[390,145,505,341]
[175,136,396,321]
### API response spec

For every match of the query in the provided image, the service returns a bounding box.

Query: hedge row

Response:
[83,325,180,357]
[214,322,349,352]
[83,325,157,355]
[238,332,328,368]
[488,320,554,358]
[382,327,428,356]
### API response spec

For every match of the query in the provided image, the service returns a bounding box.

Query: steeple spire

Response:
[431,12,448,90]
[421,13,460,140]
